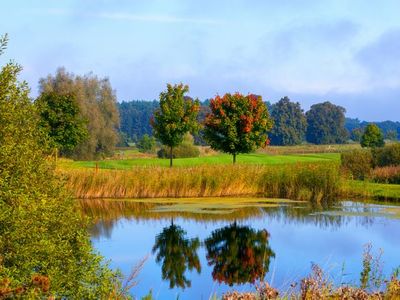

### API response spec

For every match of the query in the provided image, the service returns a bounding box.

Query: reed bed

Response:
[371,165,400,184]
[60,162,340,201]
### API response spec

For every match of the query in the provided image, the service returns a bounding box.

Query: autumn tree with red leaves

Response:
[204,93,273,163]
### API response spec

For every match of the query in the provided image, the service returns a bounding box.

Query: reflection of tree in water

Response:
[152,221,201,289]
[205,222,275,286]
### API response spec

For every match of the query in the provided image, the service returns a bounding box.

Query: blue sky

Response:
[1,0,399,121]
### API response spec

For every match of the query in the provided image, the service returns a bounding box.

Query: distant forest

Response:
[118,99,400,145]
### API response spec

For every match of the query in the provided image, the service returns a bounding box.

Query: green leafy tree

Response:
[137,134,157,153]
[204,93,273,163]
[151,83,200,167]
[270,96,307,145]
[306,101,347,144]
[152,222,201,289]
[35,92,88,156]
[0,35,120,298]
[351,128,363,142]
[38,68,120,160]
[361,124,385,148]
[205,223,275,286]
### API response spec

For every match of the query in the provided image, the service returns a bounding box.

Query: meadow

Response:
[59,152,340,169]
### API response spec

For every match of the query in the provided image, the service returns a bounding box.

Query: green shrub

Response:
[341,149,373,180]
[372,143,400,167]
[137,134,157,153]
[157,134,200,158]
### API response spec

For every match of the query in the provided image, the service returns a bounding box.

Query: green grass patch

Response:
[60,152,339,170]
[342,180,400,201]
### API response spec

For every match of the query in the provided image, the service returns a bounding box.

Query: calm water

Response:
[80,198,400,299]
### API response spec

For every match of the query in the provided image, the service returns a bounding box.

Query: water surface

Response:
[80,198,400,299]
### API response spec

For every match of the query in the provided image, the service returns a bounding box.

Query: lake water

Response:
[80,198,400,299]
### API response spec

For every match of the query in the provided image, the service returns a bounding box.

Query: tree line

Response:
[120,97,400,147]
[33,68,399,163]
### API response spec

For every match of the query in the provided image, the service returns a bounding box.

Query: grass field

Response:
[59,152,340,169]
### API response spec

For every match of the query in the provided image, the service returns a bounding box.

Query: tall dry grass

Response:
[371,165,400,184]
[60,163,340,201]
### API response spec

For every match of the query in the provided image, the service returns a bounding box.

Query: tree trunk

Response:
[233,153,236,164]
[169,146,173,168]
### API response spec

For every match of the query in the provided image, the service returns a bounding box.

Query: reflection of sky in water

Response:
[89,201,400,299]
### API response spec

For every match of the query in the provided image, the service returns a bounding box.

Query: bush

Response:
[157,134,200,158]
[341,149,373,180]
[372,143,400,167]
[137,134,156,153]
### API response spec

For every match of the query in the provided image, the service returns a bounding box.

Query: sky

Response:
[1,0,399,121]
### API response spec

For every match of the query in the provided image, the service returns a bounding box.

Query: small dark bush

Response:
[341,149,373,180]
[372,143,400,167]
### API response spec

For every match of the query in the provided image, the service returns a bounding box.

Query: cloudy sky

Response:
[1,0,399,121]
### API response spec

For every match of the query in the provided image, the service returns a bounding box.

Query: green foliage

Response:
[137,134,157,153]
[361,124,385,148]
[204,93,273,163]
[372,143,400,167]
[270,96,307,145]
[152,222,200,288]
[157,134,200,158]
[350,128,363,142]
[341,149,373,180]
[151,83,200,166]
[306,101,347,144]
[0,37,120,298]
[35,92,88,155]
[38,68,120,160]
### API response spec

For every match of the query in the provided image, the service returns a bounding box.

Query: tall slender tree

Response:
[151,83,199,167]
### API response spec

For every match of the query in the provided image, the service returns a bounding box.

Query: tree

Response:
[269,96,307,145]
[0,35,119,298]
[137,134,156,153]
[306,101,347,144]
[204,223,274,286]
[351,128,363,142]
[38,68,120,160]
[204,93,273,163]
[152,222,201,289]
[151,83,200,167]
[35,92,88,156]
[361,124,385,148]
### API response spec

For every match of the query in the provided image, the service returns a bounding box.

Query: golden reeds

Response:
[60,163,340,201]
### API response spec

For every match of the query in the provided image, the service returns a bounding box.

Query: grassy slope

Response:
[60,152,340,169]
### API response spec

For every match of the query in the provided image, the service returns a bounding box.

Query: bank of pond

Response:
[61,162,400,202]
[81,197,400,299]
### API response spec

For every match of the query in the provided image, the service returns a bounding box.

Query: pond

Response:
[80,198,400,299]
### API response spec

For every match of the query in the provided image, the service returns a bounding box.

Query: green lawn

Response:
[344,180,400,201]
[60,152,340,169]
